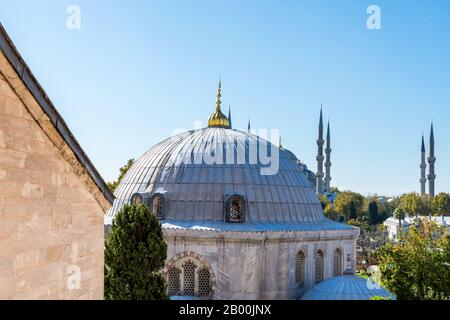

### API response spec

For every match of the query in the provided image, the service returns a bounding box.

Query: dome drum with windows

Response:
[105,81,360,300]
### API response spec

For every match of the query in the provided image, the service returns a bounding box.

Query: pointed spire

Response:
[228,105,232,129]
[216,79,222,112]
[207,79,230,128]
[316,106,325,196]
[319,104,324,130]
[326,120,330,142]
[421,132,425,152]
[420,131,427,195]
[428,122,436,197]
[430,122,435,145]
[247,117,251,133]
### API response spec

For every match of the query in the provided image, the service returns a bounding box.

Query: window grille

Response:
[333,249,342,277]
[295,251,305,285]
[167,267,181,296]
[315,250,324,283]
[183,261,196,296]
[198,267,211,297]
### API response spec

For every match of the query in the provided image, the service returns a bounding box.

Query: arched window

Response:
[165,254,215,299]
[152,194,164,219]
[295,251,305,286]
[167,267,181,296]
[198,267,211,297]
[182,260,196,296]
[315,250,324,283]
[226,195,245,223]
[333,249,343,277]
[131,193,143,205]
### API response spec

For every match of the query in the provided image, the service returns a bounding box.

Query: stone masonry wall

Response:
[0,71,105,300]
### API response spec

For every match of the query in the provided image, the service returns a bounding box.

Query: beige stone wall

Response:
[0,71,105,300]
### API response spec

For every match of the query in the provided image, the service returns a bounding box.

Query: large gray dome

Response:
[107,127,340,229]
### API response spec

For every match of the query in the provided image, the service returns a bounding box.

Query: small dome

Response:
[301,275,395,300]
[208,110,229,128]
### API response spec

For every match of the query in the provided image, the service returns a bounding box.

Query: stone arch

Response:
[163,251,217,295]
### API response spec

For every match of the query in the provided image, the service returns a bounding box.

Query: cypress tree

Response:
[105,204,168,300]
[368,201,379,225]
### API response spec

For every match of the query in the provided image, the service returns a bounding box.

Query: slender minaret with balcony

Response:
[316,107,325,195]
[324,121,332,194]
[420,133,427,195]
[428,123,436,197]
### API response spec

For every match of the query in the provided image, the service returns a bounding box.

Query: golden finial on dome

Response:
[208,79,230,128]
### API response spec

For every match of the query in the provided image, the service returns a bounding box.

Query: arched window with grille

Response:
[130,193,143,205]
[295,251,305,286]
[225,195,245,223]
[152,194,164,219]
[167,267,181,296]
[198,267,211,297]
[315,250,324,283]
[333,248,343,277]
[182,260,196,296]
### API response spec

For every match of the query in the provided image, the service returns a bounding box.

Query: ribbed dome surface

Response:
[301,276,395,300]
[107,127,326,224]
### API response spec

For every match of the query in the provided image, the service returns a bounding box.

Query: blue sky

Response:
[1,0,449,196]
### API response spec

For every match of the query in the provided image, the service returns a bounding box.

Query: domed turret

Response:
[301,273,395,300]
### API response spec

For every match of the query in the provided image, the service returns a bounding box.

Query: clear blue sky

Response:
[1,0,449,196]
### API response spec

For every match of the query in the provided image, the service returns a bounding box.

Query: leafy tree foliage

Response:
[105,204,168,300]
[377,220,450,300]
[334,191,365,221]
[399,192,431,217]
[432,193,450,216]
[393,207,406,228]
[347,219,387,272]
[107,159,135,193]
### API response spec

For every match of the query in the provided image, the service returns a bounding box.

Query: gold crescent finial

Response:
[216,79,222,112]
[208,79,230,128]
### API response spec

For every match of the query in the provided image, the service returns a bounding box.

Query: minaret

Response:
[228,105,232,129]
[428,123,436,197]
[324,121,332,194]
[316,107,325,195]
[420,133,427,195]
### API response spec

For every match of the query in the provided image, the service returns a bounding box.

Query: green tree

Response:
[399,193,432,217]
[393,207,406,228]
[319,194,329,210]
[432,193,450,216]
[105,204,168,300]
[334,191,365,221]
[347,219,387,272]
[107,158,135,193]
[377,220,450,300]
[368,201,379,226]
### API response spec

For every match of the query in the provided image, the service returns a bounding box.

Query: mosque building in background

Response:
[105,81,360,300]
